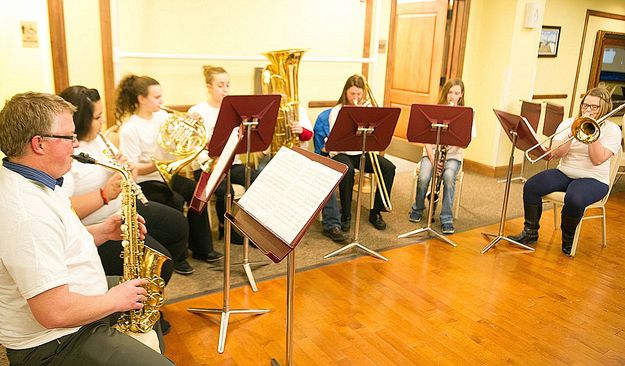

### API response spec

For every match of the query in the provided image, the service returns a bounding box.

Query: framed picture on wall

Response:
[538,26,561,57]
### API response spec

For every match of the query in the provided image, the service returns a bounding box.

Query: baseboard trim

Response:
[462,159,521,177]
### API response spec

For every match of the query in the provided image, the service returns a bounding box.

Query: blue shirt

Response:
[313,109,332,156]
[2,158,64,190]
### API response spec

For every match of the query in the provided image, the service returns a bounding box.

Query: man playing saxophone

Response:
[0,92,173,365]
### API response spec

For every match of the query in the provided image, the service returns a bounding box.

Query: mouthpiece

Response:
[72,152,96,164]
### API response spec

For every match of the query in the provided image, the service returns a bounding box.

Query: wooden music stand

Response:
[481,109,546,254]
[398,104,473,247]
[187,94,279,353]
[225,147,347,366]
[323,105,400,261]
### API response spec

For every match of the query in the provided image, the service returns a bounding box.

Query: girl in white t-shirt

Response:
[188,65,254,243]
[116,75,223,263]
[58,85,196,278]
[510,87,622,255]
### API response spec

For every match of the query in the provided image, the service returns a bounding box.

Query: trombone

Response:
[356,75,392,211]
[525,102,625,164]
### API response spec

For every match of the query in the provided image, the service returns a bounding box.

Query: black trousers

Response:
[208,164,260,226]
[332,153,396,216]
[139,176,215,256]
[97,201,190,283]
[6,318,174,366]
[98,235,173,285]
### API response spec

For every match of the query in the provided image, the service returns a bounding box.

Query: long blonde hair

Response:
[438,79,465,106]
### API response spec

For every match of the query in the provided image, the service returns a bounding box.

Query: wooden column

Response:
[99,0,116,128]
[47,0,69,93]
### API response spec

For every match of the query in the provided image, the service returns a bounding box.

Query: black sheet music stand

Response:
[481,109,546,254]
[187,94,280,353]
[498,100,542,184]
[226,147,347,366]
[218,95,281,291]
[323,105,400,261]
[398,104,473,247]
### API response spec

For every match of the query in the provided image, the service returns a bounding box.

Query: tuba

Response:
[152,105,208,188]
[72,152,169,333]
[261,48,307,155]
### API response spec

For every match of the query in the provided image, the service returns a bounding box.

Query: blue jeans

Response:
[322,191,341,230]
[411,156,461,225]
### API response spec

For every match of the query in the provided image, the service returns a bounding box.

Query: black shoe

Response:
[173,260,194,275]
[159,314,171,335]
[192,251,224,263]
[340,215,351,232]
[509,229,538,244]
[510,203,542,244]
[369,212,387,230]
[323,226,349,243]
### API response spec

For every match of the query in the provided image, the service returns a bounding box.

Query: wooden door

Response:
[384,0,449,140]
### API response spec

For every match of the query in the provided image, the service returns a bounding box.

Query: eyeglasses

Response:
[40,134,78,143]
[581,103,601,112]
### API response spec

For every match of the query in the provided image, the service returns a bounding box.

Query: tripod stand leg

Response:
[217,311,230,353]
[324,243,358,259]
[187,171,269,354]
[324,151,388,261]
[243,262,258,291]
[354,243,389,261]
[481,235,536,254]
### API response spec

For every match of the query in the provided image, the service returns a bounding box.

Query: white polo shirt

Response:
[0,167,107,349]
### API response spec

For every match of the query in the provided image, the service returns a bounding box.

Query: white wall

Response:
[0,0,54,103]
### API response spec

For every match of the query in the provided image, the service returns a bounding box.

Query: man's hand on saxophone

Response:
[87,213,148,245]
[107,278,150,311]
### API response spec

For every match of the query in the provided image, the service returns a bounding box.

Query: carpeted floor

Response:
[167,154,625,304]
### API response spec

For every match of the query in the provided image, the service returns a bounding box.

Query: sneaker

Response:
[192,251,224,263]
[408,211,422,223]
[441,223,455,234]
[323,226,349,243]
[173,260,194,275]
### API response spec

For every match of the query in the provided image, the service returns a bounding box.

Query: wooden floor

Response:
[162,193,625,366]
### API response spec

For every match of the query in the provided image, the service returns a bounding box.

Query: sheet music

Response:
[238,147,343,245]
[202,127,240,198]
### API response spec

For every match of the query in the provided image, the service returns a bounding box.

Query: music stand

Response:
[398,104,473,247]
[481,109,546,254]
[498,100,542,184]
[187,94,279,353]
[218,95,281,291]
[226,147,347,366]
[323,105,400,261]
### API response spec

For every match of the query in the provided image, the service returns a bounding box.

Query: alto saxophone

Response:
[72,152,170,333]
[98,132,148,205]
